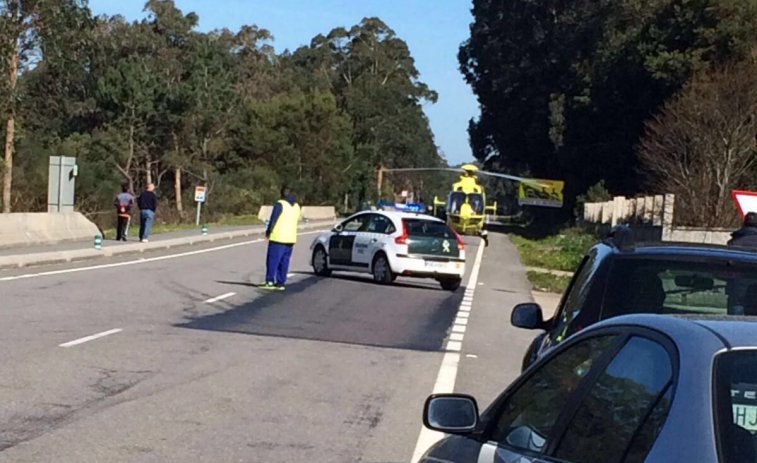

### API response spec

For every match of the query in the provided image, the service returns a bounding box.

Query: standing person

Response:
[729,212,757,247]
[262,186,301,290]
[137,183,158,243]
[115,184,134,242]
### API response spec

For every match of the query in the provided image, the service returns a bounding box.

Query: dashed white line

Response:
[59,328,123,348]
[457,312,470,319]
[204,292,236,304]
[450,333,465,341]
[410,239,486,463]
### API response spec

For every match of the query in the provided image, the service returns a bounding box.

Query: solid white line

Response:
[204,292,236,304]
[410,239,486,463]
[0,231,325,283]
[60,328,123,348]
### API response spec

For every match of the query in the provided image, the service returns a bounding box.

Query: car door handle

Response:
[370,239,378,243]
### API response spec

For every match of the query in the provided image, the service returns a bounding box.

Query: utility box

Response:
[48,156,77,212]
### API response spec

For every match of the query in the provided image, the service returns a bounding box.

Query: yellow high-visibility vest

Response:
[269,200,301,244]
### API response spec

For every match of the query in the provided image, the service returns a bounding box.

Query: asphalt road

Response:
[0,230,535,463]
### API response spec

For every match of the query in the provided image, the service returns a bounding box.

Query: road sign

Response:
[195,186,207,203]
[732,190,757,218]
[518,179,565,208]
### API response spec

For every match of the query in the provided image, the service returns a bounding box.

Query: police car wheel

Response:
[312,246,331,277]
[372,254,393,285]
[440,278,462,292]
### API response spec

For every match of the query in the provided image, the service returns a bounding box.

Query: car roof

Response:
[597,241,757,262]
[363,210,444,222]
[590,314,757,350]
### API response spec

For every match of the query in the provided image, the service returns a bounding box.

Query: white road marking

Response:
[450,333,464,341]
[204,292,236,304]
[0,231,325,283]
[457,312,470,319]
[287,273,295,278]
[411,239,486,463]
[59,328,123,348]
[466,354,479,359]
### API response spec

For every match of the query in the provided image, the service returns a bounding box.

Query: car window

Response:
[551,248,605,344]
[489,335,617,454]
[715,350,757,463]
[602,258,757,319]
[366,215,395,234]
[340,215,370,232]
[555,336,674,463]
[404,219,455,238]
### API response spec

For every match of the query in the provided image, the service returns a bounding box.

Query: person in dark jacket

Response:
[729,212,757,247]
[137,183,158,243]
[115,184,134,242]
[262,187,301,290]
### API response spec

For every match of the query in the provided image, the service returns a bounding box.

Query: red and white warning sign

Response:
[732,190,757,218]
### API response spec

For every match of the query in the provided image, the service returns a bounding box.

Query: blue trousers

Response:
[266,241,294,285]
[139,210,155,240]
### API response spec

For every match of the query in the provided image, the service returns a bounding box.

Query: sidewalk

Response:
[0,221,333,270]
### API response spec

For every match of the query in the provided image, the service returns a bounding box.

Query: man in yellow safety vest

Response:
[262,186,301,290]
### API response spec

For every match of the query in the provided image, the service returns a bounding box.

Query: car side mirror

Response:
[333,224,344,233]
[423,394,479,434]
[511,303,545,330]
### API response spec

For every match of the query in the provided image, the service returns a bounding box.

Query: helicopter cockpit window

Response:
[447,192,466,214]
[468,194,485,214]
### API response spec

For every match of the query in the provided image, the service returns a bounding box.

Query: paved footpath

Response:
[0,228,540,463]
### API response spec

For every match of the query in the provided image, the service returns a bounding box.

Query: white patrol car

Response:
[310,211,466,291]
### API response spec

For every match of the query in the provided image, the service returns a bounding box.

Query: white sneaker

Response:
[141,239,149,243]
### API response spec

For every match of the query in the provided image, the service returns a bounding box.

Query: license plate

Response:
[425,261,447,269]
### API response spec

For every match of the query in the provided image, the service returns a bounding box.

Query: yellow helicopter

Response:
[377,164,563,244]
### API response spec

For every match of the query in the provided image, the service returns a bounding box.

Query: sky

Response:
[87,0,479,165]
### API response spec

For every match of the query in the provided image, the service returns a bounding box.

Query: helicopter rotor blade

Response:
[382,167,546,185]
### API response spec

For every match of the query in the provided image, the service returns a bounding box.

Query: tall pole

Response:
[377,166,383,199]
[196,201,202,226]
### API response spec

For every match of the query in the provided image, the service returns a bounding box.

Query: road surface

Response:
[0,230,536,463]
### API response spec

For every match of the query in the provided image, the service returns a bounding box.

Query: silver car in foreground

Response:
[421,315,757,463]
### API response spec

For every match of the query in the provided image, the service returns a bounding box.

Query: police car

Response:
[310,211,466,291]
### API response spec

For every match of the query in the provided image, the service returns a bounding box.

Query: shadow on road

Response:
[179,272,465,352]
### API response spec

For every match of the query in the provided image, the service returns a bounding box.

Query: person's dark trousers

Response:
[139,209,155,240]
[266,241,294,285]
[116,216,129,241]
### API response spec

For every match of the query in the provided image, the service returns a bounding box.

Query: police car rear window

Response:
[403,219,454,238]
[715,350,757,463]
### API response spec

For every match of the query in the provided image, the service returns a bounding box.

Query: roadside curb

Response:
[0,221,333,271]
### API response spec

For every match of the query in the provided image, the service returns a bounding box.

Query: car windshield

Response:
[447,192,466,214]
[602,257,757,319]
[716,350,757,463]
[404,219,455,239]
[468,194,485,214]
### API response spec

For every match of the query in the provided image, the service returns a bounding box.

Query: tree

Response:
[638,62,757,227]
[0,0,91,212]
[460,0,757,208]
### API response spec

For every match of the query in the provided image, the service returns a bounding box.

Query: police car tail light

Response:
[454,231,465,251]
[395,222,409,245]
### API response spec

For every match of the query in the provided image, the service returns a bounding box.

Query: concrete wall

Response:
[0,212,100,249]
[257,205,337,222]
[584,194,733,245]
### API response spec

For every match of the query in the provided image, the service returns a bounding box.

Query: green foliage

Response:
[460,0,757,205]
[511,227,598,272]
[1,2,442,216]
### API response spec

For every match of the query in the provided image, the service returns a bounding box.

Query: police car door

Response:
[354,214,395,268]
[329,214,370,267]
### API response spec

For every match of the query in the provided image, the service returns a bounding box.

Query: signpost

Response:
[732,190,757,218]
[195,186,207,226]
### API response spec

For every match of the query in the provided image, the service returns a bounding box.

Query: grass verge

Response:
[510,227,597,272]
[527,271,573,294]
